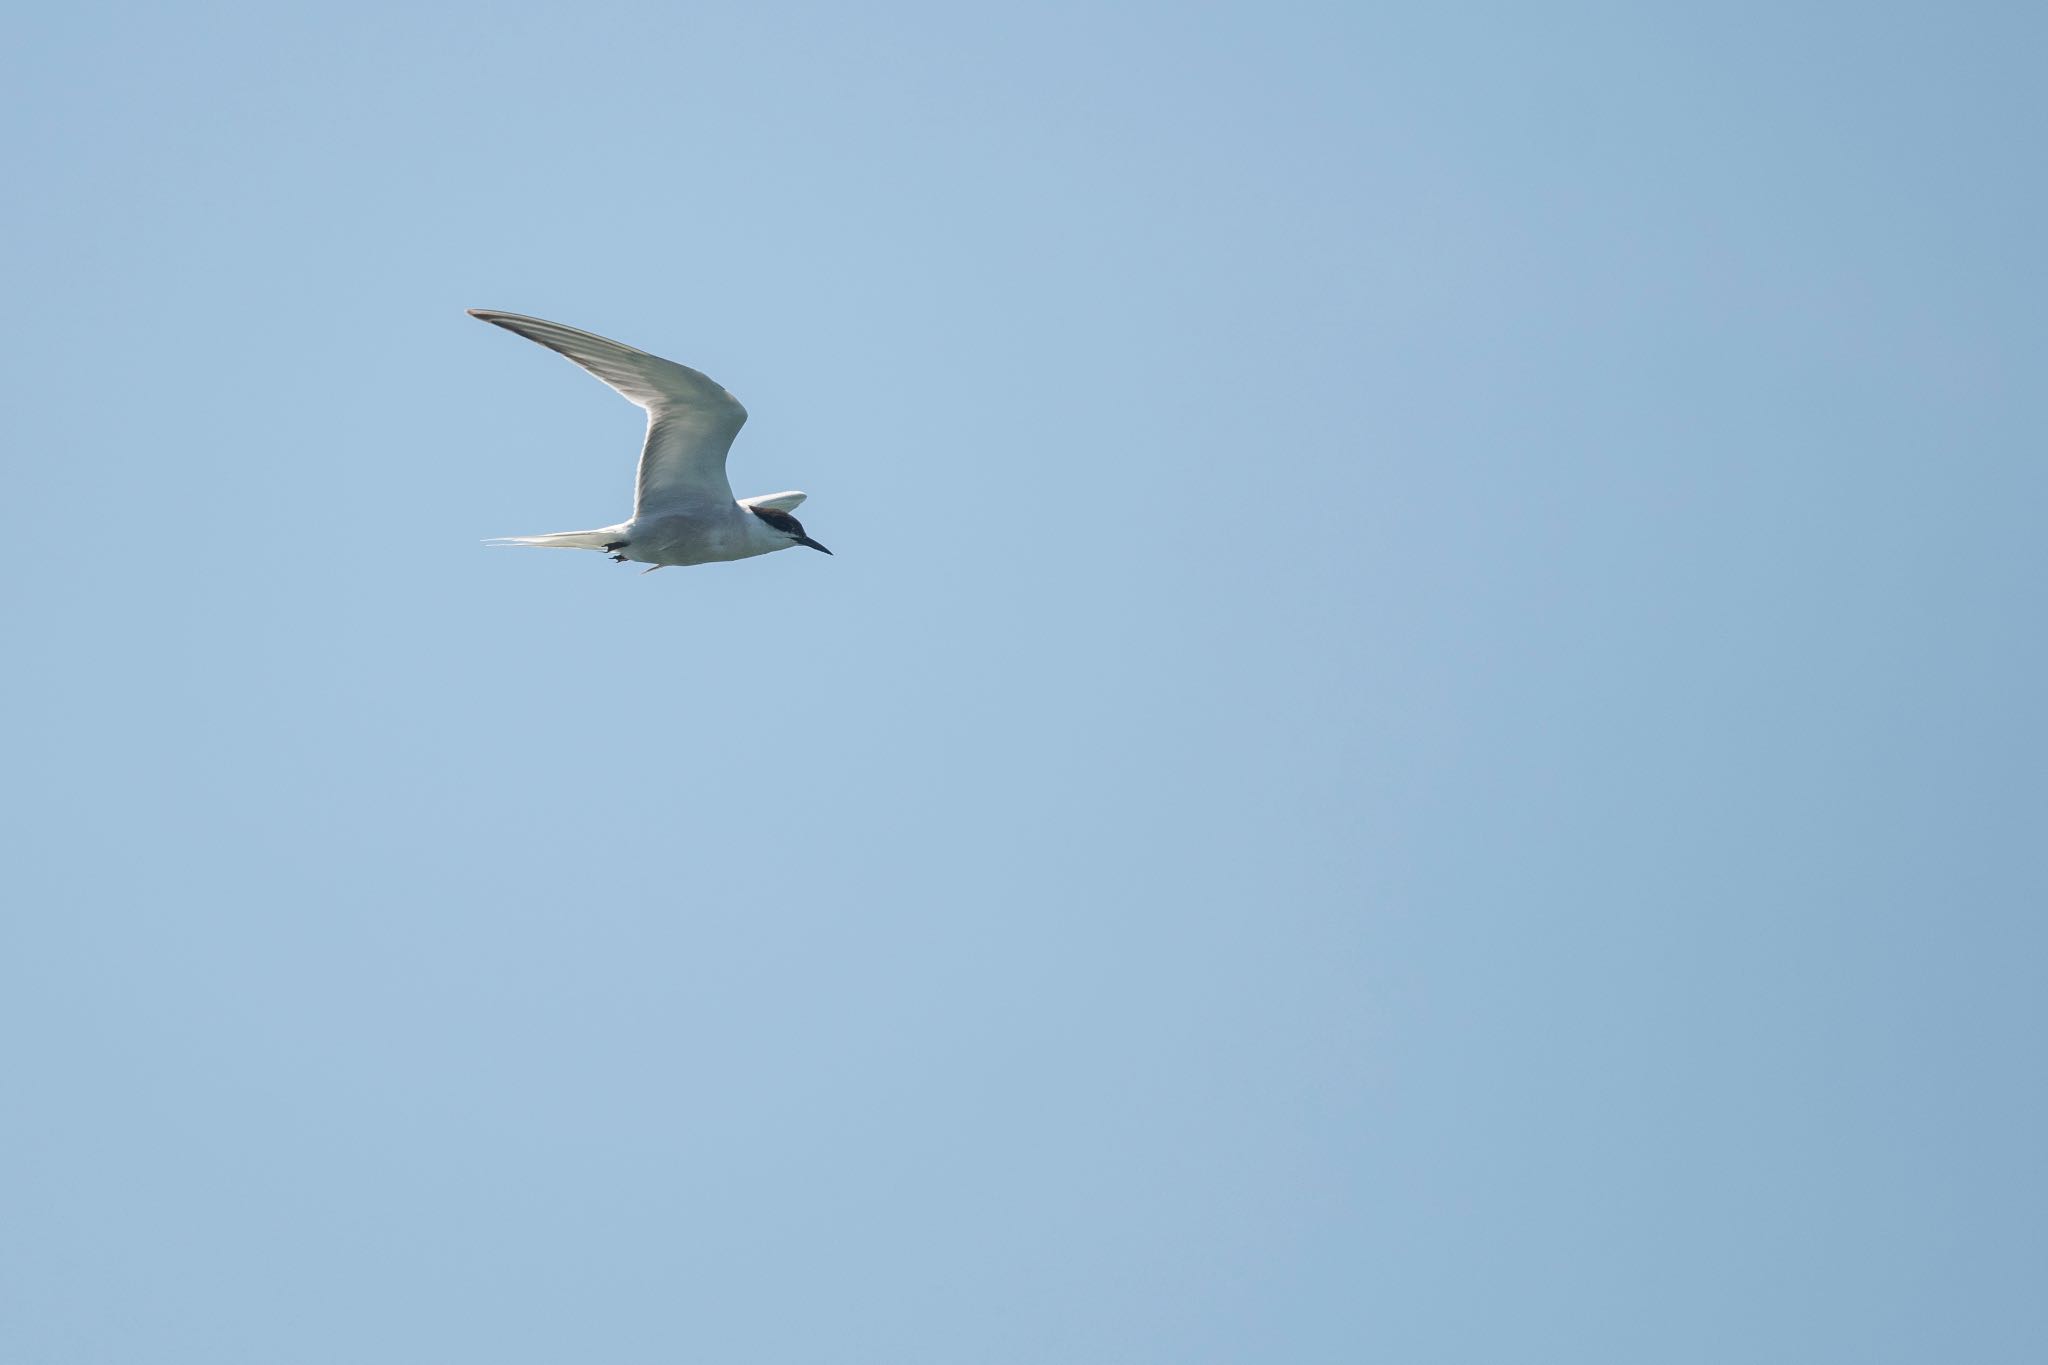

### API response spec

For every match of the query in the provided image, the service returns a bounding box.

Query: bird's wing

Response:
[468,309,748,513]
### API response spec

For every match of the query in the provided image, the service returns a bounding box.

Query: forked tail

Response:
[483,526,626,551]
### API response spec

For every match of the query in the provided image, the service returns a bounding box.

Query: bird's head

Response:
[747,503,832,556]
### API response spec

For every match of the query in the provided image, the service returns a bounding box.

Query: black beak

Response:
[797,536,833,556]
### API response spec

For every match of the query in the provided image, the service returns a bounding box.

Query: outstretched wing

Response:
[468,309,748,513]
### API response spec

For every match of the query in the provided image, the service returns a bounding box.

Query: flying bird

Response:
[469,309,831,571]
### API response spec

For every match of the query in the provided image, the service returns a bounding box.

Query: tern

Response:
[469,309,831,571]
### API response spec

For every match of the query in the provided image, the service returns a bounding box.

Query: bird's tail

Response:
[482,525,625,551]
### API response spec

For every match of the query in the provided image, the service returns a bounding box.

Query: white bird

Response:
[470,309,831,570]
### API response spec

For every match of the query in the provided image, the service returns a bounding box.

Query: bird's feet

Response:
[610,553,628,563]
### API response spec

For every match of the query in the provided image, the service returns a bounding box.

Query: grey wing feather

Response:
[468,309,748,513]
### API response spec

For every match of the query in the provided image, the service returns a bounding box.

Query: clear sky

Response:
[4,2,2043,1361]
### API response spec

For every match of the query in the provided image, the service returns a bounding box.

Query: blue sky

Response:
[4,2,2044,1361]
